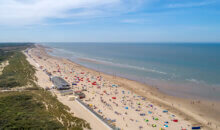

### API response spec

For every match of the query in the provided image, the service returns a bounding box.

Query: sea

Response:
[39,42,220,101]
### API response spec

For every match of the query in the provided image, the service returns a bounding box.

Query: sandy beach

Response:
[24,45,220,130]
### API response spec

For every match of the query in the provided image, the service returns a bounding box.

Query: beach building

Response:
[74,91,86,99]
[51,76,70,90]
[59,90,74,96]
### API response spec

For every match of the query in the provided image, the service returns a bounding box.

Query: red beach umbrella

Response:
[173,119,178,122]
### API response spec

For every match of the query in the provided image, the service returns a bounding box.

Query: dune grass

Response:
[0,44,90,129]
[0,92,64,129]
[0,52,37,88]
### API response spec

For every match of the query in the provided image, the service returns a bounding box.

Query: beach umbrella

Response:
[148,111,152,114]
[145,119,149,122]
[125,107,128,109]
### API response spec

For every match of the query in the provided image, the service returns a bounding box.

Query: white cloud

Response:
[167,1,216,8]
[0,0,145,25]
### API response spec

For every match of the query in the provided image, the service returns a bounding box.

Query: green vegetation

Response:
[31,89,91,130]
[0,90,91,130]
[0,43,90,129]
[0,43,32,63]
[0,49,13,62]
[0,52,37,88]
[0,92,64,129]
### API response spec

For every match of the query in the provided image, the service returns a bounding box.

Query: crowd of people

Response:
[28,47,193,130]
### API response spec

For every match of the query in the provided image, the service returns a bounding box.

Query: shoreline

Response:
[69,57,220,102]
[48,46,220,102]
[31,44,220,129]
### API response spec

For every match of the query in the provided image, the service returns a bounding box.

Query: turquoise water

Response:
[40,43,220,100]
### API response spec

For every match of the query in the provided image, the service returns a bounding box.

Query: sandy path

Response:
[0,60,9,75]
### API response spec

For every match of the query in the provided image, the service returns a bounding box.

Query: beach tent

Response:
[192,126,201,129]
[164,125,168,128]
[148,111,152,114]
[125,107,128,109]
[154,117,159,121]
[142,97,146,100]
[92,82,97,85]
[140,113,145,116]
[152,124,157,127]
[163,110,168,113]
[112,97,116,99]
[173,119,178,122]
[112,119,116,122]
[112,84,118,87]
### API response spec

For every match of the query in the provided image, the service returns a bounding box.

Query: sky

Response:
[0,0,220,43]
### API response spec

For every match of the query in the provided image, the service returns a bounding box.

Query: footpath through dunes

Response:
[0,43,91,130]
[0,60,9,75]
[26,44,209,130]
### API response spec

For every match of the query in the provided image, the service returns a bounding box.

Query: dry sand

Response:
[0,60,9,75]
[24,45,220,130]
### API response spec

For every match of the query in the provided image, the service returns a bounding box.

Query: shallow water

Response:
[40,42,220,101]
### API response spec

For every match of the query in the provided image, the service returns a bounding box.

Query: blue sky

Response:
[0,0,220,42]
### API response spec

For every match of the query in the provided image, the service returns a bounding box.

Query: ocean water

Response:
[40,42,220,101]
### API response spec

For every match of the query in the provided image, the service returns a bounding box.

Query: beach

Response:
[24,45,220,130]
